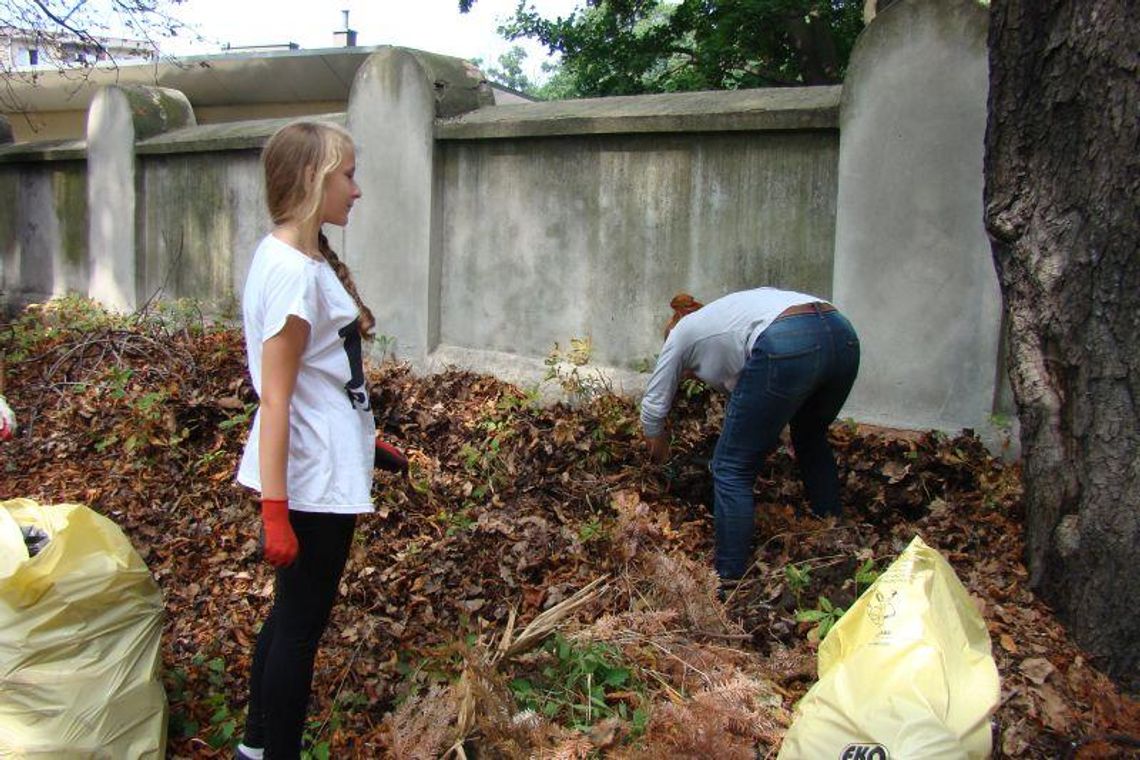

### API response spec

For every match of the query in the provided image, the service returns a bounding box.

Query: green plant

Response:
[195,448,227,470]
[373,333,397,363]
[106,366,135,399]
[509,634,646,733]
[301,690,369,760]
[784,562,812,601]
[441,505,477,536]
[853,557,880,598]
[578,516,605,543]
[407,461,432,495]
[580,393,639,468]
[218,402,256,432]
[143,298,208,335]
[301,738,331,760]
[633,355,657,373]
[125,388,188,451]
[679,377,706,399]
[796,596,846,642]
[544,337,613,403]
[988,412,1013,431]
[496,385,542,412]
[175,654,239,751]
[165,666,199,739]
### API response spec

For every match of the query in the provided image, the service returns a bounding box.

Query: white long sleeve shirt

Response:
[639,287,826,438]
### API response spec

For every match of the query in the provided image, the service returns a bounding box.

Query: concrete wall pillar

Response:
[0,116,12,145]
[86,85,194,312]
[832,0,1002,438]
[345,48,491,364]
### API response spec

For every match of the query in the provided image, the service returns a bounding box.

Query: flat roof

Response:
[1,45,513,113]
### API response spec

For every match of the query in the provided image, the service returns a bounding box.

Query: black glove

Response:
[375,438,409,473]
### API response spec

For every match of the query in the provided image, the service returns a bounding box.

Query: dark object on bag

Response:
[21,525,49,557]
[375,438,409,473]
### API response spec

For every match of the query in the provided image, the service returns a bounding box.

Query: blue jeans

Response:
[711,308,859,579]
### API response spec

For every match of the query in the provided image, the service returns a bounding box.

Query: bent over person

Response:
[640,288,860,582]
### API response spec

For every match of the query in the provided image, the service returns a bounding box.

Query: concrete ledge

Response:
[137,112,346,155]
[436,85,841,139]
[0,139,86,162]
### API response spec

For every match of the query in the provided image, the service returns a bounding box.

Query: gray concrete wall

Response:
[0,154,88,311]
[134,115,355,313]
[0,8,1011,442]
[435,128,838,374]
[420,85,841,395]
[136,147,267,314]
[832,0,1001,437]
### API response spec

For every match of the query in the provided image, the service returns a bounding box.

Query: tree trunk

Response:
[984,1,1139,690]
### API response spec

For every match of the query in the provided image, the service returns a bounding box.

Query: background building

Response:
[1,26,156,70]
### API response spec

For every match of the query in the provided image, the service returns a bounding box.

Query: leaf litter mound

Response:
[1,298,1138,758]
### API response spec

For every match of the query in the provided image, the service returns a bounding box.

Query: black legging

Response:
[242,510,356,759]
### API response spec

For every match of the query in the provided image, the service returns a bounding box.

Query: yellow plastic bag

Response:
[0,499,167,759]
[778,535,999,759]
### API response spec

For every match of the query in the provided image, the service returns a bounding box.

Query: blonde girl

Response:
[234,121,374,760]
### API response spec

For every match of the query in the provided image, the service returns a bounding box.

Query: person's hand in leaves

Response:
[375,437,409,473]
[644,433,670,464]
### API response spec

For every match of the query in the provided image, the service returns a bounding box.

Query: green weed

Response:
[796,596,846,642]
[853,557,880,598]
[577,516,605,543]
[544,337,613,403]
[509,634,646,734]
[784,562,812,602]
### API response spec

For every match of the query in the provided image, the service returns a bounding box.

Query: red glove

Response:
[0,395,15,442]
[375,437,409,473]
[261,499,298,567]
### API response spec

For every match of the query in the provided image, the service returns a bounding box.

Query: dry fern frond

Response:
[575,609,680,642]
[619,673,788,760]
[535,733,595,759]
[641,552,730,636]
[381,683,459,759]
[446,660,546,759]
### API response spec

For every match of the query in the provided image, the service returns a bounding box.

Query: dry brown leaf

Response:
[1020,657,1056,685]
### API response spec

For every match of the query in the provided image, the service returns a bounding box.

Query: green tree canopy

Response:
[473,45,535,92]
[464,0,865,98]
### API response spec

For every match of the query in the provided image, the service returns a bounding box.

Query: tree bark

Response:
[984,1,1139,690]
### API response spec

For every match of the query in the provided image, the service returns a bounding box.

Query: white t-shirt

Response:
[237,234,375,513]
[640,287,825,438]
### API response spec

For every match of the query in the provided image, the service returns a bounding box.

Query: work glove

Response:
[0,395,15,442]
[375,437,409,473]
[260,499,298,567]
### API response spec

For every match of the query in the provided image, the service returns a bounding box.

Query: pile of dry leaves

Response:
[1,298,1137,758]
